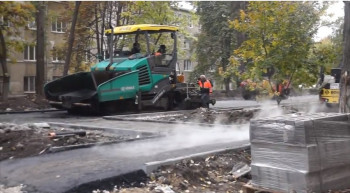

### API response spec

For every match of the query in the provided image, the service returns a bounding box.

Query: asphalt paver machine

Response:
[44,24,210,113]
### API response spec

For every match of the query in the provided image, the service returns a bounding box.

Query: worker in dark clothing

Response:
[131,42,141,54]
[198,75,212,108]
[156,45,166,55]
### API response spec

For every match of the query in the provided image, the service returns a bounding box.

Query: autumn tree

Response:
[63,1,81,76]
[60,2,132,73]
[309,38,340,80]
[130,1,178,25]
[0,2,35,101]
[229,2,328,89]
[195,1,247,93]
[330,17,344,65]
[59,2,192,74]
[340,2,350,113]
[128,2,190,54]
[68,1,98,72]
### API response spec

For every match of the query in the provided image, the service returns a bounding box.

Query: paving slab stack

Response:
[250,113,350,193]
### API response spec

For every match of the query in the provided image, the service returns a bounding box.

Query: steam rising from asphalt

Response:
[99,123,250,158]
[97,102,280,158]
[95,95,327,158]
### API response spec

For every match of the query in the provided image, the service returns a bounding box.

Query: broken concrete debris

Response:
[154,185,175,193]
[230,162,251,179]
[30,122,50,128]
[250,113,350,192]
[111,150,251,193]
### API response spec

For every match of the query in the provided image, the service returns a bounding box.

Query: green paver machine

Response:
[45,24,199,113]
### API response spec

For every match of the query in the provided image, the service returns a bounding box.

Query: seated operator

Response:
[131,42,141,54]
[155,45,166,56]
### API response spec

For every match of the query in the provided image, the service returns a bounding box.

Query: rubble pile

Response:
[178,108,259,125]
[0,94,50,112]
[250,113,350,192]
[0,123,129,160]
[110,149,251,193]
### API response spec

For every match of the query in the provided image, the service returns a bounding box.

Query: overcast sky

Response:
[315,1,344,41]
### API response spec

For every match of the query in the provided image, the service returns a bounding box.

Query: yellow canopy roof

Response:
[105,24,178,35]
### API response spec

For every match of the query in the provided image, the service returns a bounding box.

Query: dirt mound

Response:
[0,123,130,161]
[0,94,51,111]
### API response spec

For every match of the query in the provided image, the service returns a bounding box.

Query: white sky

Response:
[178,1,345,41]
[315,1,345,41]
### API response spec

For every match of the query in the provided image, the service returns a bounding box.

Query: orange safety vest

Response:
[198,80,213,93]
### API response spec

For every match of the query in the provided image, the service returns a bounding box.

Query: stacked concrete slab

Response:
[250,113,350,192]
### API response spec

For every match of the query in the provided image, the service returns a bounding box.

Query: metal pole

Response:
[145,31,150,55]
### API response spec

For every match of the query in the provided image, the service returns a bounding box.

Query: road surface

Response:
[0,95,334,192]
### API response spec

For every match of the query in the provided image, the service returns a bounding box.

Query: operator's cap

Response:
[200,75,206,79]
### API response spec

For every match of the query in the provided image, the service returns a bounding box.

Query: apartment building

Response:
[173,6,200,82]
[3,2,69,95]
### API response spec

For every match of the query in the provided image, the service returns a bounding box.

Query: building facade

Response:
[4,2,70,95]
[172,7,200,83]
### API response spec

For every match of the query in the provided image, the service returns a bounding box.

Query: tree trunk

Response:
[35,2,46,96]
[222,35,232,96]
[340,2,350,113]
[0,29,9,101]
[100,2,107,57]
[63,1,81,76]
[94,6,100,56]
[116,2,123,27]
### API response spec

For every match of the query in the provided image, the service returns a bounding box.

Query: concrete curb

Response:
[48,122,156,136]
[104,116,249,127]
[0,109,63,114]
[143,143,250,175]
[48,135,162,153]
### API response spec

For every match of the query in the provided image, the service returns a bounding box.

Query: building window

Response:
[184,60,192,71]
[174,13,182,26]
[183,40,189,49]
[52,48,63,62]
[52,76,61,80]
[176,62,180,72]
[24,45,36,61]
[0,16,9,27]
[51,17,66,33]
[24,76,35,92]
[209,65,215,72]
[28,20,36,30]
[188,16,192,28]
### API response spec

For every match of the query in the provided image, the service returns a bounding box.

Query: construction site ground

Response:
[0,95,343,193]
[0,123,147,161]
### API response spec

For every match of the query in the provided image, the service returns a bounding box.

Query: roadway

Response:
[0,95,334,193]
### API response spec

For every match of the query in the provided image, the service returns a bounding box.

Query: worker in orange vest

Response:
[198,75,213,108]
[155,45,166,56]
